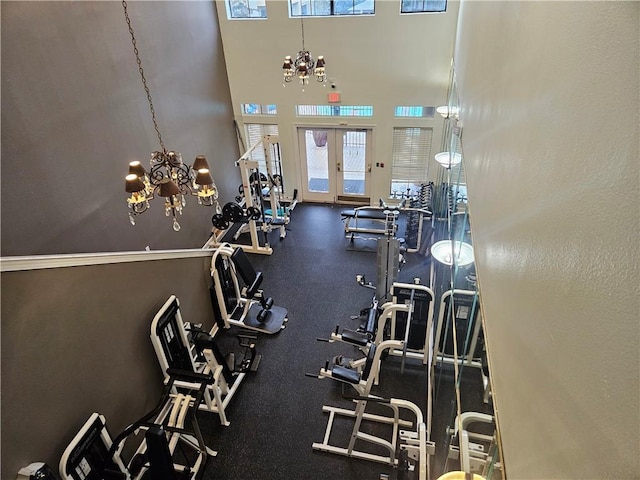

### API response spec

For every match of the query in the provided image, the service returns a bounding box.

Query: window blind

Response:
[391,127,433,184]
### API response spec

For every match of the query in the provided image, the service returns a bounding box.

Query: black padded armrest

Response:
[364,308,378,335]
[332,366,361,384]
[341,329,369,347]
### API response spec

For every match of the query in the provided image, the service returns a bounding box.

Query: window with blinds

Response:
[241,103,277,115]
[394,106,435,118]
[290,0,374,16]
[400,0,446,13]
[296,105,373,117]
[244,124,279,173]
[390,127,432,198]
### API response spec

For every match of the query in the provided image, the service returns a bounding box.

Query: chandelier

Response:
[282,18,326,85]
[121,0,218,232]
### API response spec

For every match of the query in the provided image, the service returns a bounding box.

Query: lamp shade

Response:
[436,106,459,118]
[435,152,462,168]
[195,168,214,186]
[159,179,180,197]
[193,155,210,171]
[128,161,146,177]
[316,56,325,67]
[125,174,145,193]
[431,240,474,267]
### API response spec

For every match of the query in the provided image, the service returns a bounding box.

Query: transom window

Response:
[400,0,446,13]
[296,105,373,117]
[290,0,374,16]
[226,0,267,19]
[394,106,436,118]
[241,104,277,115]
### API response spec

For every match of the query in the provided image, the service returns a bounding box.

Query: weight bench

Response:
[341,207,391,236]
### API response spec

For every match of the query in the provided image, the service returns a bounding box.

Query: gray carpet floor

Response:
[199,203,493,480]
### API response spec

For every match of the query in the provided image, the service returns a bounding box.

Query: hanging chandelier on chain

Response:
[282,17,326,85]
[121,0,219,232]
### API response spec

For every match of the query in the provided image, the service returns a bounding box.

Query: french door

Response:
[298,127,372,204]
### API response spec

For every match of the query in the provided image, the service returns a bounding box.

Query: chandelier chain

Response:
[122,0,165,152]
[300,17,305,51]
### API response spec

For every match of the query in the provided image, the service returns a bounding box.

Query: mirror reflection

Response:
[429,69,503,480]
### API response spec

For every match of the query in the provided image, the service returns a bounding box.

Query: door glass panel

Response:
[305,129,329,193]
[342,130,366,195]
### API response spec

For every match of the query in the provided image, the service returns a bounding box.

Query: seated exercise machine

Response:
[318,298,384,381]
[151,295,260,426]
[59,369,215,480]
[308,339,435,476]
[210,243,287,334]
[327,286,436,417]
[353,279,436,368]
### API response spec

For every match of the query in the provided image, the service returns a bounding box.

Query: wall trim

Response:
[0,249,214,272]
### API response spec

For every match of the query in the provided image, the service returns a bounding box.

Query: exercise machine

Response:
[354,209,405,301]
[258,134,298,225]
[322,281,435,386]
[446,412,501,479]
[386,283,435,370]
[151,295,259,426]
[204,135,296,254]
[341,195,432,255]
[308,339,435,474]
[433,289,483,370]
[210,243,287,334]
[59,369,215,480]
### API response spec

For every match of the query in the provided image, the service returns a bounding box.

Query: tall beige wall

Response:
[1,1,240,256]
[216,0,459,202]
[454,2,639,478]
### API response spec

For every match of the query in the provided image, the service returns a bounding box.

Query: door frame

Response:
[295,124,374,204]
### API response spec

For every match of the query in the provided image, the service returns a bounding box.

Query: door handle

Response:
[337,162,341,172]
[367,163,372,173]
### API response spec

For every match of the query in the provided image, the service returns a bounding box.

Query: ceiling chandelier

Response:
[121,0,218,232]
[282,17,326,85]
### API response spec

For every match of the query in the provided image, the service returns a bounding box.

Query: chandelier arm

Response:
[174,164,193,191]
[148,161,169,186]
[122,0,166,153]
